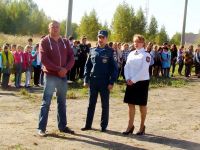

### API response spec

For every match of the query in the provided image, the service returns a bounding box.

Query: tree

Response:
[77,9,101,41]
[111,2,135,42]
[147,15,158,42]
[135,8,147,35]
[60,21,78,39]
[0,0,50,35]
[170,32,181,45]
[0,1,7,32]
[100,21,111,40]
[195,34,200,44]
[155,25,169,45]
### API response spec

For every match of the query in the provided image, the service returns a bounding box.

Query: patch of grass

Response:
[67,91,78,99]
[192,124,200,131]
[67,80,88,99]
[19,88,40,102]
[0,33,40,46]
[20,88,29,96]
[150,77,187,88]
[8,144,24,150]
[66,76,188,99]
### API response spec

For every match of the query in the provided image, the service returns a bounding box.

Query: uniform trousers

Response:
[85,77,110,129]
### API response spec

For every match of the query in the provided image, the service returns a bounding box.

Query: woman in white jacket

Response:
[122,34,151,135]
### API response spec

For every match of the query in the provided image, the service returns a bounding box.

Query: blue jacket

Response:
[0,52,2,68]
[31,49,41,67]
[84,45,118,85]
[161,51,171,68]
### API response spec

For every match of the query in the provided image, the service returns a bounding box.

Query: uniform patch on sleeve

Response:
[146,56,150,62]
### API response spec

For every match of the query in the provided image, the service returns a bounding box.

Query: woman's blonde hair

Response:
[133,34,145,43]
[24,45,32,51]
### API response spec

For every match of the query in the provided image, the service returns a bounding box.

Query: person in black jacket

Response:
[170,44,178,77]
[78,36,90,79]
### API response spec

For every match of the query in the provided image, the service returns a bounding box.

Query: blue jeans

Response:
[85,78,110,129]
[38,74,68,131]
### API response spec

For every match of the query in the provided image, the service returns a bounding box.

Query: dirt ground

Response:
[0,77,200,150]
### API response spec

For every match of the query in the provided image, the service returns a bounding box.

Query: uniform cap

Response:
[98,30,108,38]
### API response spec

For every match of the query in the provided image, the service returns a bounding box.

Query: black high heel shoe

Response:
[136,126,145,135]
[122,126,134,135]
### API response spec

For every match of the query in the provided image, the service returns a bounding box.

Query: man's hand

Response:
[108,84,113,91]
[127,79,134,86]
[83,82,89,88]
[58,68,67,78]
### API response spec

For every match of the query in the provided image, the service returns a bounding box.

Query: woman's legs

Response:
[126,104,135,130]
[139,105,147,130]
[171,62,176,76]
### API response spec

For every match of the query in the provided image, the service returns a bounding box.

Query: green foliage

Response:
[100,21,111,41]
[111,2,136,42]
[146,15,158,42]
[60,21,79,38]
[155,25,169,45]
[170,32,181,45]
[0,1,7,32]
[71,23,79,39]
[135,8,147,35]
[0,0,50,35]
[0,0,180,43]
[77,9,101,40]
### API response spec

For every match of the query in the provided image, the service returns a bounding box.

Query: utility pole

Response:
[145,0,149,22]
[66,0,73,37]
[181,0,188,46]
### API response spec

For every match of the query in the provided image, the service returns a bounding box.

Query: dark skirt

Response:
[124,80,149,106]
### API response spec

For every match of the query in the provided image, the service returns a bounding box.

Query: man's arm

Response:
[109,51,118,85]
[84,53,92,84]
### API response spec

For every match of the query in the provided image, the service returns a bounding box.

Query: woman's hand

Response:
[127,79,134,86]
[108,84,113,91]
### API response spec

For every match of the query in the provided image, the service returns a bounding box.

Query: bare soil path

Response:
[0,78,200,150]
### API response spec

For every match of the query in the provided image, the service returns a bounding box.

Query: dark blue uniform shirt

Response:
[84,45,118,85]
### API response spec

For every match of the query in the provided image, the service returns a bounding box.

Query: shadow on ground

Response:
[46,133,146,150]
[102,130,200,150]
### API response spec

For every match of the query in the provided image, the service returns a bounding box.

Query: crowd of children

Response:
[108,41,200,79]
[0,37,200,89]
[0,38,42,89]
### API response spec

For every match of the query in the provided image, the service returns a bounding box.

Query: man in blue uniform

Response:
[81,30,118,132]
